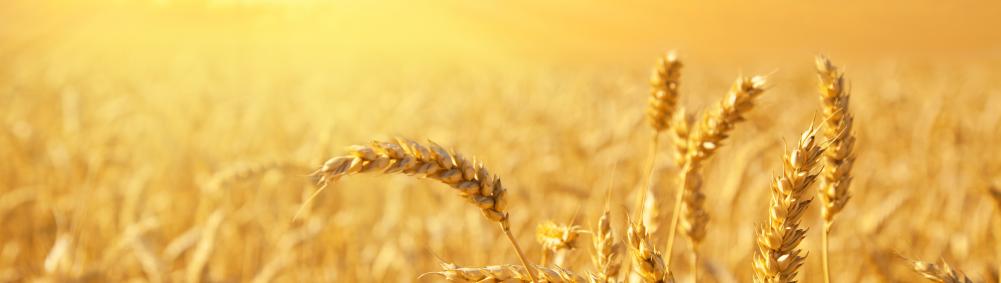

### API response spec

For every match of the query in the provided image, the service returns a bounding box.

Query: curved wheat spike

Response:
[666,75,769,272]
[426,262,587,283]
[910,259,974,283]
[311,138,536,281]
[815,55,856,283]
[752,126,824,283]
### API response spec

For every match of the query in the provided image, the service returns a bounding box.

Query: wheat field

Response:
[2,1,1001,283]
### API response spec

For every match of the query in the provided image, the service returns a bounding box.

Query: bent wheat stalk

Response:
[815,55,856,283]
[665,75,769,272]
[311,138,536,281]
[753,126,824,283]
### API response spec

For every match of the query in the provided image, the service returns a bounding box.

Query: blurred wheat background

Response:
[2,0,1001,282]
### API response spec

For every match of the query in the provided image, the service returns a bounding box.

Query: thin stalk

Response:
[690,246,699,283]
[636,133,662,219]
[664,163,690,267]
[501,222,538,282]
[822,223,832,283]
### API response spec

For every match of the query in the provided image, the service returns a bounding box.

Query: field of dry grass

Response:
[2,2,1001,283]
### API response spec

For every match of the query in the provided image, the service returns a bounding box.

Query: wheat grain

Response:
[815,55,856,283]
[753,126,824,283]
[911,259,973,283]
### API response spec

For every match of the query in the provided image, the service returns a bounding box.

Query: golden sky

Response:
[2,0,1001,66]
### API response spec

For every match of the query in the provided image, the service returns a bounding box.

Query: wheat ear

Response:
[815,55,856,283]
[311,138,536,281]
[427,262,586,283]
[639,51,683,233]
[537,221,583,266]
[752,126,824,283]
[910,259,974,283]
[591,209,621,283]
[628,216,675,283]
[647,51,683,132]
[665,75,769,270]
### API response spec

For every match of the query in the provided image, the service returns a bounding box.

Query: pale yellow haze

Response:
[4,0,1001,66]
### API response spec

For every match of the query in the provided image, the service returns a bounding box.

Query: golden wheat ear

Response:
[665,75,769,271]
[591,208,621,283]
[626,214,675,283]
[311,138,537,281]
[815,55,856,283]
[752,126,825,283]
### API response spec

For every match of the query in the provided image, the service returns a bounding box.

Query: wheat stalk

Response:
[815,55,856,283]
[665,75,769,271]
[910,259,973,283]
[311,138,536,281]
[591,209,621,283]
[753,126,824,283]
[627,217,675,283]
[427,262,587,283]
[989,184,1001,283]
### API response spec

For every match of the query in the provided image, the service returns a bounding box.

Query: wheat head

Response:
[591,209,621,283]
[667,75,768,263]
[753,126,824,283]
[647,51,683,132]
[627,218,675,283]
[313,138,508,223]
[816,56,855,224]
[312,138,537,281]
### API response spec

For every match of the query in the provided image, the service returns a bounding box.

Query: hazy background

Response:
[3,0,1001,69]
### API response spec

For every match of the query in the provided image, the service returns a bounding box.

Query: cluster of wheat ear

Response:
[310,53,990,283]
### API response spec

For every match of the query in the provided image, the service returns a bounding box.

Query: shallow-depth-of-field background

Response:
[2,1,1001,282]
